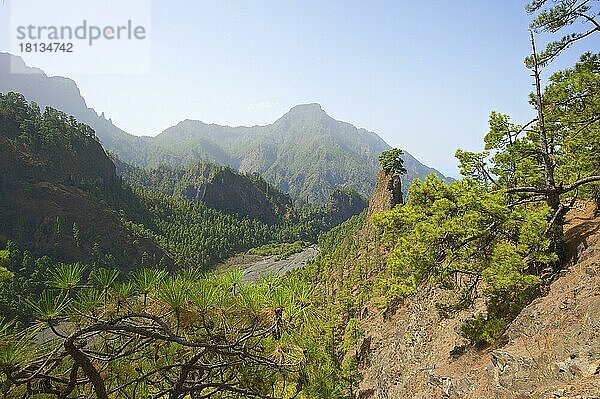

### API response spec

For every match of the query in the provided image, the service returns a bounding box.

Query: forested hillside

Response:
[113,157,294,224]
[0,1,598,398]
[0,91,367,322]
[0,53,449,204]
[0,92,167,267]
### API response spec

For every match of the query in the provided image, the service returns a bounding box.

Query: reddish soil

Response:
[357,202,600,399]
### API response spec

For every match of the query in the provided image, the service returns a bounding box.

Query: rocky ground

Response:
[217,246,320,282]
[356,201,600,399]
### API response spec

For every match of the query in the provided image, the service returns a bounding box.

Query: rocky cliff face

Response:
[182,165,293,225]
[367,170,403,217]
[356,202,600,399]
[364,171,403,238]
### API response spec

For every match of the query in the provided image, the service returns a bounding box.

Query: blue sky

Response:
[0,1,597,177]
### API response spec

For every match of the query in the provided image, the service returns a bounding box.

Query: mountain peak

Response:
[276,103,329,125]
[290,103,323,111]
[286,103,326,117]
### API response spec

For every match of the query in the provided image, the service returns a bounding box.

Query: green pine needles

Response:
[373,175,553,344]
[378,148,407,176]
[2,265,327,398]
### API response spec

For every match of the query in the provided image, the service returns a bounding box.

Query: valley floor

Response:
[217,246,320,282]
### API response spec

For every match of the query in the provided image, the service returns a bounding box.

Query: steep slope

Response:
[355,202,600,399]
[0,54,451,205]
[154,103,449,204]
[114,159,294,224]
[307,167,599,398]
[1,93,332,272]
[0,93,167,268]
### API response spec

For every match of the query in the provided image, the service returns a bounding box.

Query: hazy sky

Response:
[0,1,597,177]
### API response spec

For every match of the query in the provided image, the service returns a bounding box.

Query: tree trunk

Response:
[530,31,565,263]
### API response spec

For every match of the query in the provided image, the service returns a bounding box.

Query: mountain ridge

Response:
[1,92,356,273]
[152,102,450,203]
[113,157,295,225]
[0,52,451,204]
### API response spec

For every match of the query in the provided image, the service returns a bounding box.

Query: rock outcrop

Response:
[367,170,402,216]
[181,165,293,225]
[365,170,403,234]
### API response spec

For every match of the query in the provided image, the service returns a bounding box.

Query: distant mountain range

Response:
[0,53,451,203]
[0,92,364,270]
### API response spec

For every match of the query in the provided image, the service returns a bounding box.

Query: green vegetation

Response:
[116,186,273,267]
[0,91,98,147]
[456,52,600,258]
[0,268,12,283]
[0,264,324,398]
[248,241,310,260]
[526,0,599,67]
[378,148,407,175]
[0,2,598,397]
[112,184,364,268]
[0,242,51,323]
[113,158,294,224]
[0,250,12,283]
[373,176,550,343]
[294,212,369,396]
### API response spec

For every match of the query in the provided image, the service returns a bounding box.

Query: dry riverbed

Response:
[217,245,319,282]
